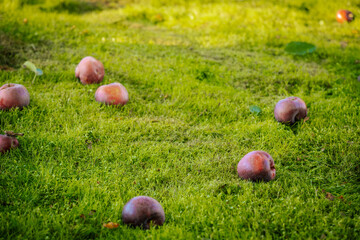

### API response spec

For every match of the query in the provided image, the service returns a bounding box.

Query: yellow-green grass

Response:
[0,0,359,239]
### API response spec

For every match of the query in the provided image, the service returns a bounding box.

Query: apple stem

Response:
[32,74,37,84]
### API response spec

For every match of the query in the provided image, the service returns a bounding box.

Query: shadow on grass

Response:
[40,0,102,15]
[0,34,27,69]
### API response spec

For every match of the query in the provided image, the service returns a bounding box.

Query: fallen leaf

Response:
[80,214,86,220]
[303,117,310,123]
[23,18,28,24]
[285,41,316,55]
[326,192,335,201]
[0,65,15,71]
[23,61,43,76]
[4,131,24,137]
[249,105,262,115]
[103,222,119,229]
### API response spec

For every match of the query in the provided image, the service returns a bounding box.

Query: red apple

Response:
[75,56,105,84]
[122,196,165,229]
[274,97,307,124]
[336,10,355,23]
[95,82,129,106]
[237,151,276,182]
[0,83,30,110]
[0,135,19,153]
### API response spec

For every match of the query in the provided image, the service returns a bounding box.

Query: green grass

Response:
[0,0,360,239]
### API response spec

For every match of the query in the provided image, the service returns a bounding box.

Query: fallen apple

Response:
[274,97,307,124]
[0,134,19,153]
[336,10,355,23]
[75,56,105,84]
[0,83,30,110]
[95,82,129,106]
[237,151,276,182]
[122,196,165,229]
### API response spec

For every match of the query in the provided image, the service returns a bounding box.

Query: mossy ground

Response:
[0,0,360,239]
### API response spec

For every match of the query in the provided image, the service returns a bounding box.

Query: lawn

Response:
[0,0,360,239]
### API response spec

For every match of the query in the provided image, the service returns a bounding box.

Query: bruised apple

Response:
[237,151,276,182]
[75,56,105,84]
[0,135,19,153]
[336,10,355,23]
[95,82,129,106]
[0,83,30,110]
[274,97,307,124]
[122,196,165,229]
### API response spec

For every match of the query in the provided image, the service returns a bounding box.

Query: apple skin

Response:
[0,135,19,153]
[75,56,105,84]
[122,196,165,229]
[95,82,129,106]
[336,10,355,23]
[0,83,30,110]
[274,97,307,124]
[237,151,276,182]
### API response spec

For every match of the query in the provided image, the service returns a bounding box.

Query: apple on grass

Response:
[122,196,165,229]
[336,10,355,23]
[237,151,276,182]
[0,83,30,110]
[274,97,307,124]
[75,56,105,84]
[95,82,129,106]
[0,134,19,153]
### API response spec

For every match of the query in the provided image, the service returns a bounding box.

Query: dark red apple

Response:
[0,83,30,110]
[75,56,105,84]
[122,196,165,229]
[0,135,19,153]
[95,82,129,106]
[336,10,355,23]
[274,97,307,124]
[237,151,276,182]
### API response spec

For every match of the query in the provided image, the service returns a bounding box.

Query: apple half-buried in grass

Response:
[274,97,307,124]
[237,151,276,182]
[0,83,30,110]
[0,134,19,153]
[336,10,355,23]
[122,196,165,229]
[95,82,129,106]
[75,56,105,84]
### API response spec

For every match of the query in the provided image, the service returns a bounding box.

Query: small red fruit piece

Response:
[0,135,19,153]
[95,82,129,106]
[336,10,355,23]
[274,97,307,124]
[122,196,165,229]
[75,56,105,84]
[0,83,30,110]
[237,151,276,182]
